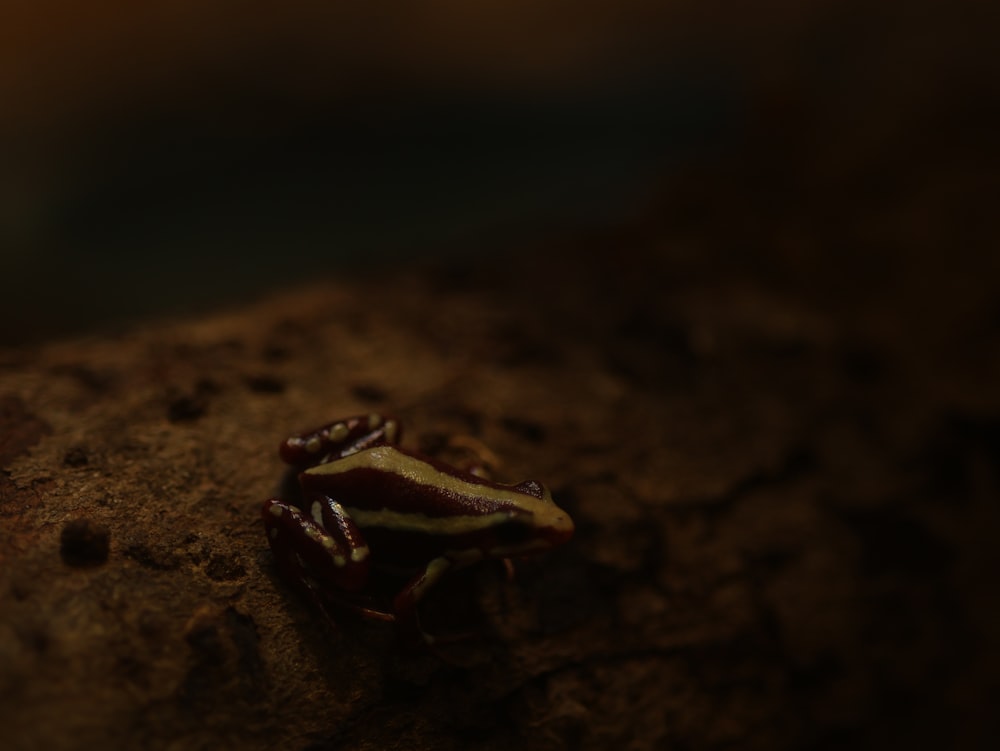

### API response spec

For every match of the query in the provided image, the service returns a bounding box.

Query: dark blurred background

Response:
[1,0,995,344]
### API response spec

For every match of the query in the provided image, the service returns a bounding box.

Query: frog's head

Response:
[488,481,574,557]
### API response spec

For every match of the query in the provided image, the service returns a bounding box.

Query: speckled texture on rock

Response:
[2,209,999,749]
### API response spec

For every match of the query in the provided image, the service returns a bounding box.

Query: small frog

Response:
[262,414,574,645]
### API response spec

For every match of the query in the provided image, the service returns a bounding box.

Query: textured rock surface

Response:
[2,185,998,749]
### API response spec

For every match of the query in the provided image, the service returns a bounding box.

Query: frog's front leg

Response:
[263,494,387,621]
[392,556,457,646]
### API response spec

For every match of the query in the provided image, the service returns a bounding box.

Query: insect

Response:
[262,414,574,645]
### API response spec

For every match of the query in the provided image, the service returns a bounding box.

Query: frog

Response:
[262,413,574,646]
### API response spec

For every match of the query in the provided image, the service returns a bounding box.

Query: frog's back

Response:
[300,445,540,517]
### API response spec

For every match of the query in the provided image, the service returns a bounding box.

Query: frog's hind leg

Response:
[262,500,336,622]
[262,496,372,620]
[278,414,402,470]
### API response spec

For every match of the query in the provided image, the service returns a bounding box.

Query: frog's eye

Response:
[494,518,532,545]
[512,480,546,499]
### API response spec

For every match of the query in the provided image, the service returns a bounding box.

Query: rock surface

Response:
[2,175,998,750]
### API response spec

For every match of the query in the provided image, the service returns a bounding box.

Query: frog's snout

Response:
[543,509,575,547]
